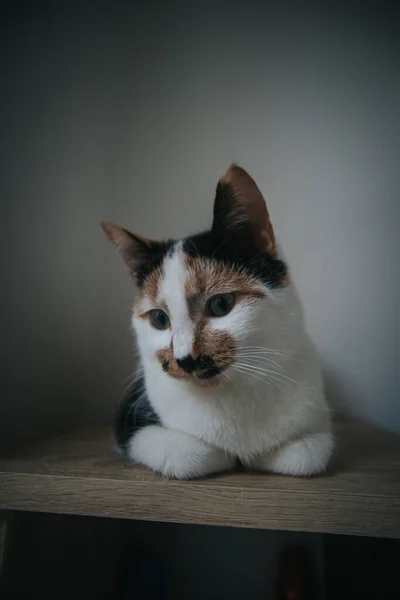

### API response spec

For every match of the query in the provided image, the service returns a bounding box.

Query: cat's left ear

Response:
[100,219,153,278]
[212,164,276,256]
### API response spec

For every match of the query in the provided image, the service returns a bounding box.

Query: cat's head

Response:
[102,165,292,387]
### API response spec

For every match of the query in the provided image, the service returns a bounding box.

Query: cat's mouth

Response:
[167,371,223,388]
[196,366,223,380]
[170,368,223,388]
[160,353,225,387]
[163,367,223,386]
[190,367,223,387]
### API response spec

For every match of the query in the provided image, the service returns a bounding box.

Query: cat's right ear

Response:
[100,219,152,277]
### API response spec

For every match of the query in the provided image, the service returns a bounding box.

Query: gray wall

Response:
[1,1,399,447]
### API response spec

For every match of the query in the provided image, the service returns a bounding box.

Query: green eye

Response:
[149,310,170,330]
[208,293,236,317]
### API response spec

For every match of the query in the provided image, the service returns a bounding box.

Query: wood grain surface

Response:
[0,417,399,538]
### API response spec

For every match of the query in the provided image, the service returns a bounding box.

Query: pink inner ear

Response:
[218,164,276,256]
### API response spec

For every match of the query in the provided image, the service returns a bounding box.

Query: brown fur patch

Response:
[140,251,264,385]
[144,265,164,303]
[156,327,237,384]
[192,323,237,368]
[134,264,165,317]
[156,345,188,380]
[184,255,266,303]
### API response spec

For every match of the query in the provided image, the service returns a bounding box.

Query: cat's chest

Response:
[146,375,281,456]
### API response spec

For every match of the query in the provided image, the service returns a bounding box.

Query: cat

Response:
[101,164,333,479]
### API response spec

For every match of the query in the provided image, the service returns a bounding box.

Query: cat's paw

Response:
[126,425,235,479]
[245,431,334,476]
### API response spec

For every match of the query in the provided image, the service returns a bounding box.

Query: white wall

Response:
[1,1,399,446]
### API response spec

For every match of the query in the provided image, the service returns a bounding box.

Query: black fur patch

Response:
[182,230,287,288]
[176,353,221,378]
[198,353,215,369]
[176,354,197,373]
[197,365,222,380]
[115,377,161,451]
[135,240,175,287]
[162,360,169,372]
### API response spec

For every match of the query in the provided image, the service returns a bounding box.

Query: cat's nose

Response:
[176,355,198,373]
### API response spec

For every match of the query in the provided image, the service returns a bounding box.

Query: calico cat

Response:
[102,164,333,479]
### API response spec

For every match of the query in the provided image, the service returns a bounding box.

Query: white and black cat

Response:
[102,164,333,479]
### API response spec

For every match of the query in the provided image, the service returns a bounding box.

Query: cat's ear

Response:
[100,219,153,277]
[212,164,276,256]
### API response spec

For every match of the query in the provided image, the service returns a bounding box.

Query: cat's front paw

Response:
[126,425,235,479]
[245,431,334,476]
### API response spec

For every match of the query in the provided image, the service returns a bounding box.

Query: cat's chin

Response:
[165,371,223,388]
[191,375,222,389]
[164,372,222,388]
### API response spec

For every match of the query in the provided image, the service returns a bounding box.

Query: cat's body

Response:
[103,165,333,479]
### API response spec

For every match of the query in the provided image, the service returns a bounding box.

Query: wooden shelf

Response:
[0,417,399,539]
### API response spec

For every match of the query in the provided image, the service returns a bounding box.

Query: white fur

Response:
[128,425,235,479]
[159,243,194,359]
[130,247,333,479]
[242,432,333,476]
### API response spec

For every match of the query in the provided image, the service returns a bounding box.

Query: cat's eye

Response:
[149,309,170,330]
[208,293,236,317]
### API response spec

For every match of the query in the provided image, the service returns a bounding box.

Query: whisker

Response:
[121,383,145,403]
[220,370,239,390]
[235,362,287,382]
[227,348,304,364]
[235,354,283,370]
[235,362,298,386]
[223,352,291,369]
[186,239,201,259]
[119,369,145,401]
[210,239,226,260]
[232,366,284,392]
[121,367,144,387]
[224,350,291,359]
[234,368,286,393]
[237,346,296,357]
[124,389,148,433]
